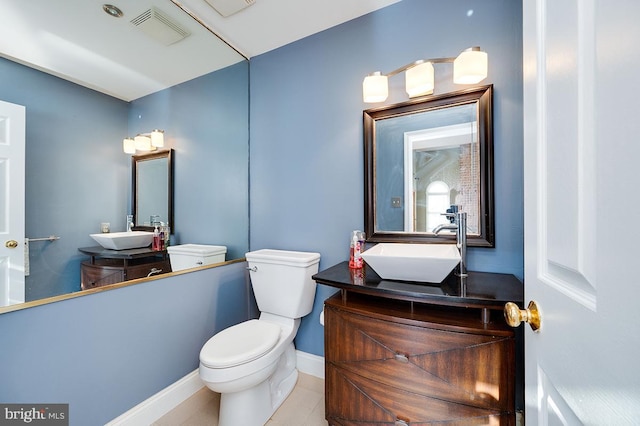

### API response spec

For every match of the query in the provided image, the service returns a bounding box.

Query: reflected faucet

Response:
[433,205,467,277]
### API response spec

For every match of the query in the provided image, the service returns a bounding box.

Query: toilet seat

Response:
[200,320,280,368]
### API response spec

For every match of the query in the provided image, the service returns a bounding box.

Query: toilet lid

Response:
[200,320,280,368]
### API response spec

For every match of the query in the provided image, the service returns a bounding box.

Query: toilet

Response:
[167,244,227,271]
[198,249,320,426]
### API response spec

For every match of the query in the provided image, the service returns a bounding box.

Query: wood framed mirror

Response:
[132,149,174,231]
[364,85,494,247]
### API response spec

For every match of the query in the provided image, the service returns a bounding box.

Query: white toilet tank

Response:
[167,244,227,271]
[245,249,320,319]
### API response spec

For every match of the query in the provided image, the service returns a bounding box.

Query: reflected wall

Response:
[129,61,249,258]
[0,57,130,301]
[0,57,249,302]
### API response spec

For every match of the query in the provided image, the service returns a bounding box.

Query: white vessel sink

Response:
[361,243,461,283]
[90,231,154,250]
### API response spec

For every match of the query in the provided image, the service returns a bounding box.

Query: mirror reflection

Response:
[133,150,173,229]
[365,85,494,247]
[0,2,249,311]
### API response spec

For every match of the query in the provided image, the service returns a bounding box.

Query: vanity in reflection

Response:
[78,149,175,290]
[78,246,171,290]
[315,263,523,425]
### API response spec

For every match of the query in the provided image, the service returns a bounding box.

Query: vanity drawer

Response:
[81,258,171,290]
[326,364,513,425]
[325,304,513,410]
[125,259,171,280]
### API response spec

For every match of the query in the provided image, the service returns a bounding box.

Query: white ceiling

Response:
[0,0,400,101]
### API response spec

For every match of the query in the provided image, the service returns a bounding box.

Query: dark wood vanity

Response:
[78,246,171,290]
[314,262,523,425]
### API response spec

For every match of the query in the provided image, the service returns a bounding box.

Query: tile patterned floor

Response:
[152,372,327,426]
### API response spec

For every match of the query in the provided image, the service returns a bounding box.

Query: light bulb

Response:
[363,72,388,103]
[134,135,153,151]
[454,48,488,84]
[123,138,136,154]
[405,61,434,97]
[151,129,164,148]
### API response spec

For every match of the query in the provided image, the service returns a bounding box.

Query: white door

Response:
[0,99,25,306]
[522,0,640,424]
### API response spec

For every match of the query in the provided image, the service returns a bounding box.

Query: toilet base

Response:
[218,343,298,426]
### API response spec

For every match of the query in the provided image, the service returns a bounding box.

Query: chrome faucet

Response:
[433,205,467,277]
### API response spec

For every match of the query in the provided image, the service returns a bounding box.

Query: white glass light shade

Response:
[151,129,164,148]
[134,135,153,151]
[405,61,434,97]
[123,138,136,154]
[363,72,388,103]
[453,49,488,84]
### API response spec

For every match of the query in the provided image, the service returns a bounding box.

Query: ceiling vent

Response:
[130,7,191,46]
[204,0,256,17]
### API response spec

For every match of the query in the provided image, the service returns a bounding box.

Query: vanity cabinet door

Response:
[81,260,125,289]
[324,297,515,425]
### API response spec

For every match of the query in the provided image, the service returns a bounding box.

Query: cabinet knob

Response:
[504,300,541,331]
[394,353,409,363]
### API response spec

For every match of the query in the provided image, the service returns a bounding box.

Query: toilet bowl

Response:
[167,244,226,271]
[198,249,320,426]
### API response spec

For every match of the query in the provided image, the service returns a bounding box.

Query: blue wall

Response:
[129,61,249,259]
[0,52,250,426]
[249,0,523,356]
[0,262,252,425]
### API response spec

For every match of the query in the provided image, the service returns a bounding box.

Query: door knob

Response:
[504,300,541,331]
[5,240,18,249]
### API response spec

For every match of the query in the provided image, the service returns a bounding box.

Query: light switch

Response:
[391,197,402,208]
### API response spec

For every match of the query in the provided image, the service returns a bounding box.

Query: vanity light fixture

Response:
[363,47,488,103]
[123,129,164,154]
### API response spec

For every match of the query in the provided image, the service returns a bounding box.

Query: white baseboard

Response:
[105,370,204,426]
[106,351,324,425]
[295,350,325,379]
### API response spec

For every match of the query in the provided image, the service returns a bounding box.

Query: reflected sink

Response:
[90,231,154,250]
[361,243,461,283]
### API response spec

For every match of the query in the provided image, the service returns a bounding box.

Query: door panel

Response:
[0,99,25,306]
[523,0,640,424]
[536,0,597,310]
[538,367,582,426]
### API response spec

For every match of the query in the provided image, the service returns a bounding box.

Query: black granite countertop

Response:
[313,261,523,309]
[78,246,167,260]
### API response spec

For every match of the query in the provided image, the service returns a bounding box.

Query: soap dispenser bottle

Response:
[348,230,363,269]
[152,225,161,251]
